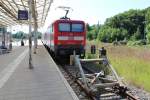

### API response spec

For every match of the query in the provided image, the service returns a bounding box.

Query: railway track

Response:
[59,65,93,100]
[44,44,149,100]
[55,55,139,100]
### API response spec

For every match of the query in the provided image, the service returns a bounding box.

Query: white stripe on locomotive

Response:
[58,36,84,40]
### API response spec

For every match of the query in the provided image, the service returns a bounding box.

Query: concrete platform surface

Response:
[0,45,79,100]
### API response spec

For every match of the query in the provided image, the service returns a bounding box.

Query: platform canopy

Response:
[0,0,53,27]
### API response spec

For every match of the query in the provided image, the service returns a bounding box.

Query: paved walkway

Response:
[0,45,79,100]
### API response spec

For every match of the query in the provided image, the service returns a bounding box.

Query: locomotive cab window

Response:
[59,23,70,32]
[72,23,84,32]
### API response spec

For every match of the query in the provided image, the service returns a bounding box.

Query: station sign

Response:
[18,10,28,20]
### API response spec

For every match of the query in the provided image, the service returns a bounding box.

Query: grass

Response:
[86,41,150,92]
[109,56,150,92]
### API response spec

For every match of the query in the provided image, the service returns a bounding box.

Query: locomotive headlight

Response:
[58,42,61,45]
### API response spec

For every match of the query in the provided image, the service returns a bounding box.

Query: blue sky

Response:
[53,0,150,25]
[11,0,150,33]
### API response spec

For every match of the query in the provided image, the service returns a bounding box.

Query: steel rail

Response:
[125,91,139,100]
[62,66,96,100]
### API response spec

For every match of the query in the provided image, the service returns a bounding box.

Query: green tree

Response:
[87,31,93,40]
[146,24,150,43]
[87,6,150,44]
[145,8,150,43]
[86,23,92,31]
[31,31,42,39]
[134,27,142,40]
[86,24,101,40]
[104,9,145,39]
[97,25,127,42]
[37,32,42,39]
[12,31,27,39]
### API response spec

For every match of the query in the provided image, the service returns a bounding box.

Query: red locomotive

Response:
[43,9,86,58]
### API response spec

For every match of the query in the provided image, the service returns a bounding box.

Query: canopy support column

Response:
[28,0,33,69]
[34,23,37,54]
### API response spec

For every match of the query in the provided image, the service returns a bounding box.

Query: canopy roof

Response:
[0,0,53,27]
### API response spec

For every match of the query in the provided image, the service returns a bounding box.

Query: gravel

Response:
[128,85,150,100]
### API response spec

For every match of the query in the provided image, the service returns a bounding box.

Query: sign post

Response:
[18,1,33,69]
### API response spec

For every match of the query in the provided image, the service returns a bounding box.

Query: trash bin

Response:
[91,45,96,54]
[21,40,24,46]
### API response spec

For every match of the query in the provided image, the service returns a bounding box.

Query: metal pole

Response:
[36,33,37,48]
[9,26,12,50]
[35,27,37,48]
[2,27,5,47]
[33,23,37,54]
[74,52,88,88]
[28,0,33,69]
[33,26,36,54]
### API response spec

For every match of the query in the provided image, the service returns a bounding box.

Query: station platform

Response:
[0,44,79,100]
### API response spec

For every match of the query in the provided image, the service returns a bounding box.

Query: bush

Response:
[85,53,97,59]
[127,40,146,46]
[97,26,128,42]
[147,33,150,44]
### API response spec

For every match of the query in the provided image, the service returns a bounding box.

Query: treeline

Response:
[87,7,150,44]
[12,31,42,39]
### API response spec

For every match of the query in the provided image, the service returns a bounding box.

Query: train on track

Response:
[42,9,86,58]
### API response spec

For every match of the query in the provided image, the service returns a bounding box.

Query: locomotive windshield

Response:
[58,23,84,32]
[59,23,70,32]
[72,24,84,32]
